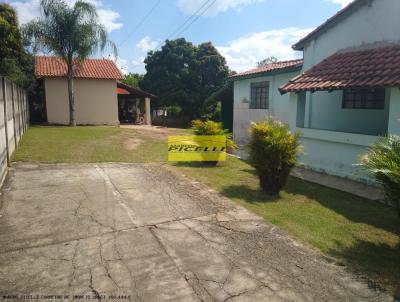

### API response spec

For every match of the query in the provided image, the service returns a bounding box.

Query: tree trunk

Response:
[67,64,76,127]
[259,173,280,196]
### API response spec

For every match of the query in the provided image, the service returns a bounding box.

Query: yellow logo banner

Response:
[168,136,227,162]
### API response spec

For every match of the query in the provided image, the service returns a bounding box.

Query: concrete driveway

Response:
[0,163,390,301]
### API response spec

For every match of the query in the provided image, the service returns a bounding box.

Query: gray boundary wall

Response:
[0,77,29,184]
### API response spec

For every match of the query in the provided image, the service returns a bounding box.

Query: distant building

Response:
[230,59,303,144]
[35,56,155,126]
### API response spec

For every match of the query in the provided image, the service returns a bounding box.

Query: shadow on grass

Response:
[241,168,258,176]
[173,162,222,168]
[284,176,400,294]
[285,176,400,235]
[222,178,400,294]
[220,184,280,203]
[328,239,400,296]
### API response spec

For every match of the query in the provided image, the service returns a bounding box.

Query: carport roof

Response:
[117,82,157,98]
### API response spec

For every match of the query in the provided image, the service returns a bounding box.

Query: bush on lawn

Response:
[191,119,237,150]
[361,135,400,216]
[248,119,301,195]
[191,120,238,166]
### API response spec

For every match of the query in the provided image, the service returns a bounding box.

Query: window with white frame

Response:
[342,88,385,109]
[250,81,269,109]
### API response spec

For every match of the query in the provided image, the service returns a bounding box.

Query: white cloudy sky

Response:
[8,0,354,73]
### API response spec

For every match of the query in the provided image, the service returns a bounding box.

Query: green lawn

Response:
[12,126,400,293]
[12,126,168,163]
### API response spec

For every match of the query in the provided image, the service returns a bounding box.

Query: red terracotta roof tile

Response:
[230,59,303,79]
[280,44,400,94]
[116,87,130,95]
[116,82,158,99]
[35,56,123,80]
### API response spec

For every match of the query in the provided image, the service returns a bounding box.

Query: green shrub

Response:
[167,105,182,117]
[248,119,301,195]
[361,135,400,216]
[191,120,237,150]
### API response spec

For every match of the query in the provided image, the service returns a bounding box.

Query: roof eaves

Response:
[292,0,370,50]
[229,64,303,81]
[117,82,158,99]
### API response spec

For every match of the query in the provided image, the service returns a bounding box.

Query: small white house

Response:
[36,56,123,125]
[35,56,155,126]
[232,0,400,183]
[230,60,303,144]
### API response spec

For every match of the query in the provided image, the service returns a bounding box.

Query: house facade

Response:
[281,0,400,182]
[232,0,400,183]
[35,56,123,125]
[231,60,303,144]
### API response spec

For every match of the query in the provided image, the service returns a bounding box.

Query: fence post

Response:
[17,86,22,140]
[10,83,17,150]
[26,91,30,128]
[22,90,28,133]
[2,78,10,167]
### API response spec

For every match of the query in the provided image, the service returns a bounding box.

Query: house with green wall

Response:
[230,60,303,144]
[231,0,400,183]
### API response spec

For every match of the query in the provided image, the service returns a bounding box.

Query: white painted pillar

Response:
[288,92,298,132]
[304,91,312,128]
[145,97,151,125]
[388,87,400,135]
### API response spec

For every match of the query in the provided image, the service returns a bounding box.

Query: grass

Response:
[12,125,400,294]
[12,126,168,163]
[175,159,400,293]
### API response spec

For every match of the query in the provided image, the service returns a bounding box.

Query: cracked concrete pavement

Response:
[0,163,391,301]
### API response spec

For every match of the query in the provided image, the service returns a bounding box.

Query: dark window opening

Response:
[342,88,385,109]
[250,81,269,109]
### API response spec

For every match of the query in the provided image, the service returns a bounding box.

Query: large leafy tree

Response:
[0,4,44,123]
[142,38,229,120]
[123,72,144,88]
[0,3,22,62]
[23,0,116,126]
[0,3,31,86]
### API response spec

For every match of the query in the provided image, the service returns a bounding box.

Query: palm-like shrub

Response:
[191,120,237,150]
[361,135,400,216]
[191,120,237,166]
[248,119,301,195]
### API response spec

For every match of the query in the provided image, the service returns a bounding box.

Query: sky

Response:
[4,0,354,74]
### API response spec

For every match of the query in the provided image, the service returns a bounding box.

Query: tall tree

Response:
[0,3,28,84]
[197,42,229,99]
[0,4,22,61]
[0,4,45,123]
[23,0,116,126]
[123,73,144,88]
[142,38,229,120]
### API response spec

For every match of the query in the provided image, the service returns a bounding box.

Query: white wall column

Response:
[288,92,298,132]
[304,92,312,128]
[388,87,400,135]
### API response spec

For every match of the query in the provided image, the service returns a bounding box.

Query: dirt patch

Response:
[124,138,143,150]
[120,125,188,140]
